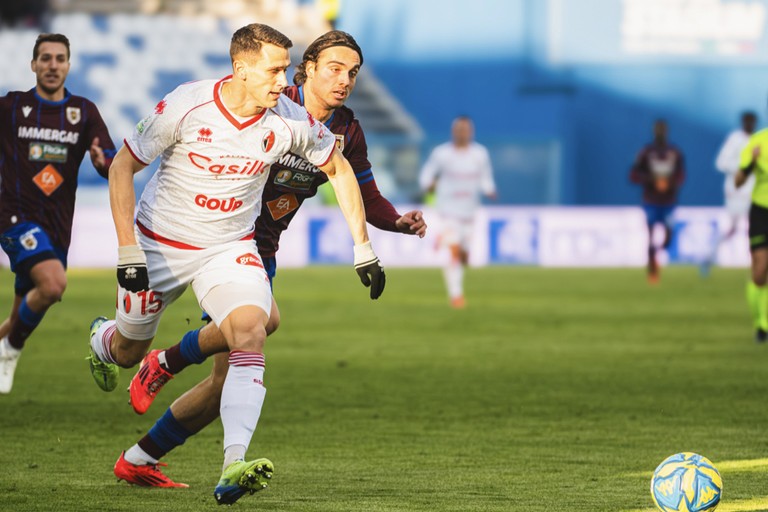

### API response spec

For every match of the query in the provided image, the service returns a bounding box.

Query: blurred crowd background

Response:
[2,0,767,267]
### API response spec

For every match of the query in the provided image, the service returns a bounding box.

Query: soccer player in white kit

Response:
[701,111,758,275]
[419,116,496,308]
[84,24,385,505]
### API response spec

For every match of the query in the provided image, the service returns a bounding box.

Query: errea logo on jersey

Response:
[197,127,213,143]
[187,152,267,176]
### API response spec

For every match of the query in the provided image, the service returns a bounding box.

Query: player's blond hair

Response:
[230,23,292,62]
[294,30,363,86]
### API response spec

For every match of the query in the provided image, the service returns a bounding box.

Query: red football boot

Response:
[114,451,188,488]
[129,350,173,415]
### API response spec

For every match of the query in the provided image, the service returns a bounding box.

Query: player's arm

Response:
[86,103,117,179]
[418,150,440,196]
[629,149,653,185]
[319,148,386,299]
[715,134,738,174]
[736,143,760,189]
[109,145,150,292]
[358,175,426,237]
[673,150,685,187]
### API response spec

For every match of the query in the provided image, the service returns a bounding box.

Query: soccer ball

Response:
[650,452,722,512]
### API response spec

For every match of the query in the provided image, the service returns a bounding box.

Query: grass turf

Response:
[0,266,765,511]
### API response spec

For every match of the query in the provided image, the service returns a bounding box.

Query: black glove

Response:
[117,245,150,292]
[353,241,386,300]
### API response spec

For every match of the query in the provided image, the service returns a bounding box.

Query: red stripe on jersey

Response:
[214,76,266,130]
[136,221,254,250]
[124,139,149,166]
[229,350,265,367]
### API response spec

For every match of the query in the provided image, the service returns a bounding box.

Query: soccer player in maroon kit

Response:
[629,119,685,284]
[111,31,426,489]
[0,33,115,393]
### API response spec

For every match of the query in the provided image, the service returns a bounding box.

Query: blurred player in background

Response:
[629,119,685,284]
[84,24,385,504]
[0,33,115,394]
[419,115,496,308]
[700,111,758,276]
[114,29,426,490]
[735,120,768,342]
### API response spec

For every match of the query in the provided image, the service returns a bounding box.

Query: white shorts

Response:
[439,217,475,251]
[115,227,272,340]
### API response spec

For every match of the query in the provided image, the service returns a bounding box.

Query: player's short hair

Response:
[743,111,757,122]
[294,30,364,85]
[230,23,292,62]
[33,33,70,61]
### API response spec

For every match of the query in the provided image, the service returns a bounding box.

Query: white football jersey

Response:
[419,142,496,220]
[125,77,335,248]
[715,128,754,204]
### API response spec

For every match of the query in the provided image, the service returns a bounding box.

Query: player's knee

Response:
[229,322,267,353]
[266,310,280,336]
[37,278,66,305]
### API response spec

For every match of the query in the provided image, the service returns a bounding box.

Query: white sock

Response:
[223,444,247,470]
[2,337,21,357]
[220,351,266,463]
[124,444,158,465]
[443,262,464,299]
[90,320,117,364]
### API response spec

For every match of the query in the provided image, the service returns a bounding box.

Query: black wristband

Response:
[743,162,756,177]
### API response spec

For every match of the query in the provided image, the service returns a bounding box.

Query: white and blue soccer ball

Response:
[650,452,722,512]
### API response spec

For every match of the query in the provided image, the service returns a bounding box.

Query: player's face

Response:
[239,43,291,108]
[452,119,474,147]
[653,121,668,141]
[31,42,70,96]
[306,46,361,110]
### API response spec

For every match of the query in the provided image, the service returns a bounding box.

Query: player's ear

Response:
[306,61,316,79]
[233,59,246,80]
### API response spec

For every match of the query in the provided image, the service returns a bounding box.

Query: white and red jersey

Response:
[124,76,335,249]
[715,128,754,210]
[419,142,496,220]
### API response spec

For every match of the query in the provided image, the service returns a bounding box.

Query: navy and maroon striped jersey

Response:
[629,142,686,206]
[0,88,115,251]
[255,85,401,258]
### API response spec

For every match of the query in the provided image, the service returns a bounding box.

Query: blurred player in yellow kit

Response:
[736,121,768,342]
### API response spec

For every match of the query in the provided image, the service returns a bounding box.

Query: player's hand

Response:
[395,210,427,238]
[753,146,761,159]
[90,137,106,172]
[117,245,150,292]
[353,241,386,300]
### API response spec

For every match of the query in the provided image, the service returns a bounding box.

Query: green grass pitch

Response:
[1,266,767,511]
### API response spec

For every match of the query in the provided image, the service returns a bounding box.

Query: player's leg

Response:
[643,204,660,283]
[115,351,230,488]
[130,296,280,415]
[745,204,768,342]
[118,299,281,488]
[0,223,66,393]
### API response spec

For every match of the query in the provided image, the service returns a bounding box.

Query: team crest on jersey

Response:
[266,193,299,221]
[335,134,345,152]
[19,228,40,251]
[262,130,276,152]
[66,107,81,125]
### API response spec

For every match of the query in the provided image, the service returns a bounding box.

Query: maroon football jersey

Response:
[255,85,400,258]
[629,142,686,206]
[0,88,115,251]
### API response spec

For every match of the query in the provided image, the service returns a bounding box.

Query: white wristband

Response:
[118,245,147,265]
[353,241,377,267]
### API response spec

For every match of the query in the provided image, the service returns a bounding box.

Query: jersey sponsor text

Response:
[18,126,79,144]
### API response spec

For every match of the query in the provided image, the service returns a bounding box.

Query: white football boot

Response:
[0,336,21,394]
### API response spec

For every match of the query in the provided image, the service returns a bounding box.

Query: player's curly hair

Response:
[33,33,70,60]
[294,30,363,86]
[230,23,292,62]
